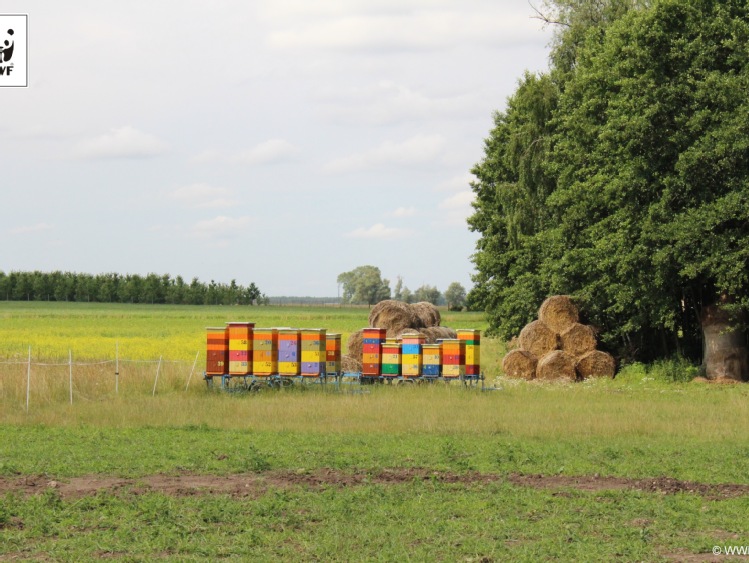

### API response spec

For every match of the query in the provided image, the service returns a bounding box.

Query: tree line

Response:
[0,270,264,305]
[337,265,468,310]
[468,0,749,363]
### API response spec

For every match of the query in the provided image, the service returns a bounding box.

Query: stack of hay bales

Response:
[343,300,454,369]
[502,296,616,381]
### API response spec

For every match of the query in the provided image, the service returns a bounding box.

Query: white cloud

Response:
[437,174,474,192]
[9,223,54,235]
[325,134,445,173]
[438,190,476,226]
[193,139,299,165]
[191,216,252,239]
[391,206,417,218]
[346,223,412,239]
[169,183,236,209]
[316,80,481,126]
[73,126,168,159]
[267,9,540,51]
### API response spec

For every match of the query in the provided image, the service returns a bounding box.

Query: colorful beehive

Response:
[301,328,327,376]
[278,329,300,376]
[206,327,229,376]
[362,328,386,376]
[227,321,254,375]
[422,343,441,377]
[457,329,481,376]
[400,332,424,377]
[326,333,341,375]
[253,328,278,375]
[381,341,401,377]
[441,339,466,378]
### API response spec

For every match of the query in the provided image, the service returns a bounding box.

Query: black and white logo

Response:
[0,14,27,87]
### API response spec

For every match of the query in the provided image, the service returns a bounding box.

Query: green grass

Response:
[1,302,748,560]
[0,301,489,360]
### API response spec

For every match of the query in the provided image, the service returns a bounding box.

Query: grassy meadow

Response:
[1,302,749,561]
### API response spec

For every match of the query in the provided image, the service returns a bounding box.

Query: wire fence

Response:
[0,347,202,412]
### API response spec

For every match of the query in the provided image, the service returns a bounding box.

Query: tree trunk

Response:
[701,299,749,381]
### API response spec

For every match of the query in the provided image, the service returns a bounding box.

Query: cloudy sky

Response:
[1,1,552,297]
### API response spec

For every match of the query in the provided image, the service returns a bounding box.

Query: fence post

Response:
[115,341,119,394]
[185,351,199,391]
[152,356,163,396]
[69,349,73,405]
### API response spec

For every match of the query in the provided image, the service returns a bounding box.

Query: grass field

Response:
[1,302,749,561]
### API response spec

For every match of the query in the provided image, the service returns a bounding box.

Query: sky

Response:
[0,1,553,297]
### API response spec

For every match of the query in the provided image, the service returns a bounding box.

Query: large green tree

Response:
[337,266,391,306]
[469,0,749,369]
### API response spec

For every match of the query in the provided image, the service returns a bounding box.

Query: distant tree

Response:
[401,287,413,304]
[337,266,391,306]
[413,284,441,305]
[393,276,404,301]
[445,282,467,311]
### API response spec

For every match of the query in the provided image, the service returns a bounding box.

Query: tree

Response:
[413,284,441,305]
[445,282,467,311]
[393,276,404,301]
[337,266,391,306]
[469,0,749,375]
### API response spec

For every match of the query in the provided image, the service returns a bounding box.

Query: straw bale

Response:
[575,350,616,379]
[410,302,441,328]
[518,320,559,358]
[368,300,419,333]
[341,355,363,374]
[536,350,577,381]
[502,349,537,380]
[421,326,457,343]
[560,323,597,358]
[346,330,364,360]
[538,295,579,334]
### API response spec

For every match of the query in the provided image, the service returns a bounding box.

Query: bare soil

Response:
[1,469,748,500]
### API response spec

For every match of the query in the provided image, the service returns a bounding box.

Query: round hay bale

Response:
[341,355,362,374]
[368,300,419,333]
[536,350,577,381]
[575,350,616,379]
[346,330,364,360]
[502,349,537,380]
[518,320,559,358]
[560,323,597,358]
[410,302,441,327]
[538,295,579,334]
[396,329,428,340]
[422,326,457,343]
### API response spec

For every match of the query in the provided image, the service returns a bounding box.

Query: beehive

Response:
[301,328,326,376]
[362,328,386,376]
[227,321,254,375]
[326,333,341,375]
[278,329,300,376]
[206,327,229,376]
[381,341,401,377]
[400,332,424,377]
[441,339,466,378]
[422,343,441,377]
[253,328,278,375]
[457,329,481,376]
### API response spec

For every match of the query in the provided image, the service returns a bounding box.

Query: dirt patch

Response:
[508,473,749,500]
[1,470,748,500]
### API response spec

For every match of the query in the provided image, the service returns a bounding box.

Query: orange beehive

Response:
[252,328,278,375]
[227,321,254,375]
[206,327,229,376]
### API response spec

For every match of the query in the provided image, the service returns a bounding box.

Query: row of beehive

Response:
[361,328,480,378]
[206,323,341,377]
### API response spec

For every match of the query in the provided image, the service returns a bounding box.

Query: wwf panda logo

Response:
[0,29,14,64]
